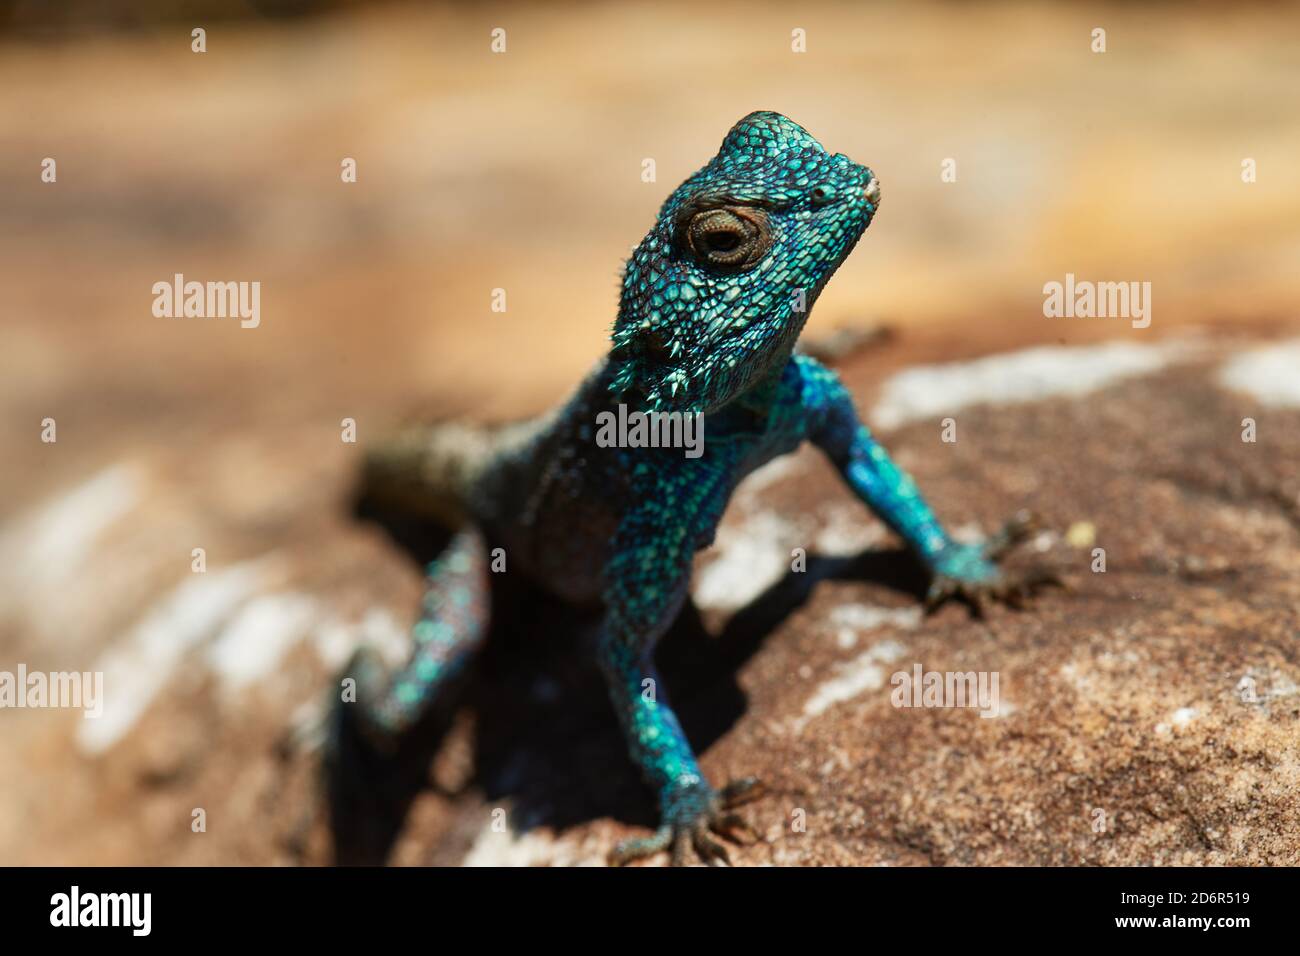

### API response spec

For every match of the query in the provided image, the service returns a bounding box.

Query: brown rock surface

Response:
[4,328,1298,866]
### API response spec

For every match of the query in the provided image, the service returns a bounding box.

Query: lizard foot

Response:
[609,775,766,867]
[925,510,1066,615]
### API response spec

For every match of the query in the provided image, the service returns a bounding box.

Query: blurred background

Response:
[1,1,1297,866]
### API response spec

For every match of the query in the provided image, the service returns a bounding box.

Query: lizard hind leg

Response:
[348,526,492,745]
[321,527,491,863]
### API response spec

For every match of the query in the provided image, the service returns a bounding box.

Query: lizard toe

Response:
[690,825,731,866]
[719,775,765,809]
[710,811,761,845]
[609,776,768,865]
[608,826,674,867]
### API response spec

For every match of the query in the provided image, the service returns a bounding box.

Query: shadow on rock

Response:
[324,493,929,863]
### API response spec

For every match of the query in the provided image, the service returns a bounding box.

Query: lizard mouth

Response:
[626,354,717,414]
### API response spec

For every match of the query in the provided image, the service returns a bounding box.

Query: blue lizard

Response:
[337,111,1048,865]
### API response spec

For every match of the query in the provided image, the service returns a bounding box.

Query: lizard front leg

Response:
[803,359,1053,611]
[597,493,764,866]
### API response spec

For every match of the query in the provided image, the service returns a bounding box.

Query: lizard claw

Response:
[608,776,767,866]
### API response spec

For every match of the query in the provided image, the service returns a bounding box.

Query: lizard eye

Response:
[682,207,772,271]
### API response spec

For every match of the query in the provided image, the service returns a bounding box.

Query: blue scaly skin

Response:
[339,112,1048,865]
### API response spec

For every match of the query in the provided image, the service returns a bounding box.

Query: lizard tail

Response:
[360,417,544,526]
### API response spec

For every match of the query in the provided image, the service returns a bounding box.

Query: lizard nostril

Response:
[864,178,881,207]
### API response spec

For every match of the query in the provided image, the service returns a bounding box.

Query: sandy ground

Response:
[0,2,1297,865]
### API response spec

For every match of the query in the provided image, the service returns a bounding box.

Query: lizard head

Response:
[609,110,880,414]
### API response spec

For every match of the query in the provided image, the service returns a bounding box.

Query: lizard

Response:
[331,111,1053,866]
